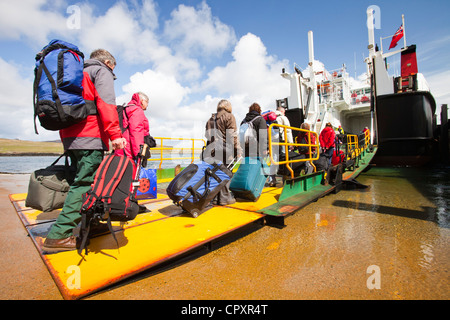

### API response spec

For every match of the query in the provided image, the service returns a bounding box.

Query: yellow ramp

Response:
[9,193,264,300]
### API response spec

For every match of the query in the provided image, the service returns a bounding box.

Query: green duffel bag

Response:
[25,154,76,212]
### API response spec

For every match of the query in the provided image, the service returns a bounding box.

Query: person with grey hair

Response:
[43,48,126,252]
[204,99,241,205]
[90,49,116,72]
[275,106,293,147]
[116,92,150,163]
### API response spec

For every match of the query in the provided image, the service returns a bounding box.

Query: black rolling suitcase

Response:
[313,154,330,172]
[277,151,307,177]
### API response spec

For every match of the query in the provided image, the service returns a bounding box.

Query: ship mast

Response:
[308,31,319,132]
[366,7,376,145]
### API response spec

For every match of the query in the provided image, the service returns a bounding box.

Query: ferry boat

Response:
[8,18,382,300]
[365,10,437,166]
[278,11,438,167]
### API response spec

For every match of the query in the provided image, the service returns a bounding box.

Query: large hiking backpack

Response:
[262,110,277,123]
[33,39,89,133]
[77,153,144,255]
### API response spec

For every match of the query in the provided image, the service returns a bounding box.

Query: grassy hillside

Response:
[0,138,63,155]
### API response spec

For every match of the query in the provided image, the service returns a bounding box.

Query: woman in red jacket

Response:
[296,122,317,157]
[319,122,336,165]
[116,92,150,163]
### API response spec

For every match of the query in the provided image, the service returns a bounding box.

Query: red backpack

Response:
[332,149,345,165]
[77,148,147,255]
[262,110,277,122]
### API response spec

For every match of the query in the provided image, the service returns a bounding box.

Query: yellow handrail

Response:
[268,123,319,178]
[145,129,370,172]
[147,137,206,169]
[343,129,371,161]
[364,129,370,148]
[346,134,359,159]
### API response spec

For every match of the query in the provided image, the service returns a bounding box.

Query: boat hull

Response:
[374,91,436,166]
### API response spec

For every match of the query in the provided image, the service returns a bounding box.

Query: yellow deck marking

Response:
[10,190,266,300]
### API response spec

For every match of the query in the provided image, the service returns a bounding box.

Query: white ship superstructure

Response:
[279,31,372,137]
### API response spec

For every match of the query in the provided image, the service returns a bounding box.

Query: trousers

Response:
[46,150,103,240]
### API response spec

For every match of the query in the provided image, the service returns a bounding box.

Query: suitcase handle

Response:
[40,177,70,192]
[227,156,242,171]
[182,165,218,202]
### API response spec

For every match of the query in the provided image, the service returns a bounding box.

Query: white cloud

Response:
[427,71,450,105]
[81,3,137,51]
[76,1,202,82]
[426,70,450,123]
[0,0,68,46]
[200,33,289,120]
[119,69,190,119]
[117,69,218,139]
[152,51,202,82]
[0,57,59,141]
[78,2,154,63]
[348,72,370,89]
[135,0,160,31]
[164,0,237,57]
[0,0,199,79]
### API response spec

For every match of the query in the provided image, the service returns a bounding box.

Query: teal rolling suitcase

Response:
[230,157,268,201]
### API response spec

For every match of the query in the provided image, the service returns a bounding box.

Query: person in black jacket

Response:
[240,103,268,158]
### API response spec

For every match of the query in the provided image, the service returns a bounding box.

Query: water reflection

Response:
[418,241,434,270]
[293,165,450,298]
[356,166,450,229]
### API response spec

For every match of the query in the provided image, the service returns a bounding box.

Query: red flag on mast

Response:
[389,25,404,50]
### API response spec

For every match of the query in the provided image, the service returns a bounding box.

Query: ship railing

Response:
[148,137,206,169]
[268,123,319,179]
[365,129,371,148]
[341,129,371,161]
[356,129,371,149]
[317,79,349,104]
[346,134,361,159]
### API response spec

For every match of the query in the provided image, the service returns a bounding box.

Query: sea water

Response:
[0,156,58,174]
[0,155,194,174]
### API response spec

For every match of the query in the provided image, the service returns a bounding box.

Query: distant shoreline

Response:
[0,153,60,157]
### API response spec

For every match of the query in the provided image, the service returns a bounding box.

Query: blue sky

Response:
[0,0,449,141]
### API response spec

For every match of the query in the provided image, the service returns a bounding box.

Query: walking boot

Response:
[43,235,77,253]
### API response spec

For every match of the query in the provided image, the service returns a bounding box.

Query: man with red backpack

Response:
[43,49,126,253]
